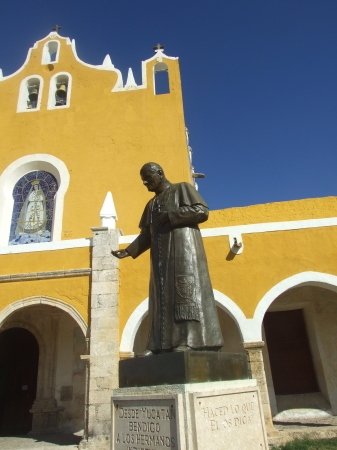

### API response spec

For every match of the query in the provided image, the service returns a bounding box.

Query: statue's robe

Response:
[126,182,224,351]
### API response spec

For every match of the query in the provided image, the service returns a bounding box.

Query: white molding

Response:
[17,75,44,113]
[124,68,138,90]
[113,51,178,93]
[249,271,337,342]
[201,217,337,238]
[0,295,87,336]
[100,191,118,229]
[0,45,37,82]
[119,216,337,244]
[47,72,72,110]
[119,298,148,353]
[0,268,91,282]
[0,237,92,255]
[213,289,248,340]
[0,154,70,246]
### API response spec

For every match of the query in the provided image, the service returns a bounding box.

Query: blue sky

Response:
[1,1,337,211]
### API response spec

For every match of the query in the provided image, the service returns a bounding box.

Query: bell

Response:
[56,84,67,99]
[28,88,38,102]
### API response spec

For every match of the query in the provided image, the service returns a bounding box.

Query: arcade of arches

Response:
[133,285,337,420]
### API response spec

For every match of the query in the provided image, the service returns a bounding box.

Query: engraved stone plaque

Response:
[192,387,268,450]
[112,396,179,450]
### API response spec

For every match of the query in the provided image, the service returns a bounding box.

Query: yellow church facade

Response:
[0,31,337,448]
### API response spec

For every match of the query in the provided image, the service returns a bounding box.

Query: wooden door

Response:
[264,309,318,395]
[0,328,39,435]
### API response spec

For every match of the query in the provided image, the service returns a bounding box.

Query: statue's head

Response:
[140,162,167,193]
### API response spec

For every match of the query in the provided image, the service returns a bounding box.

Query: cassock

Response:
[126,182,224,351]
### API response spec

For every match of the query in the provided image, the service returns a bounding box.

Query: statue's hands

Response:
[155,211,169,227]
[111,249,130,259]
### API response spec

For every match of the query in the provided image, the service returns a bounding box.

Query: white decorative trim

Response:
[0,237,92,255]
[248,271,337,342]
[201,217,337,238]
[113,50,178,93]
[0,296,87,336]
[17,75,44,113]
[119,216,337,244]
[101,54,115,70]
[0,32,70,82]
[0,268,91,283]
[47,72,72,110]
[100,191,118,229]
[213,289,247,340]
[41,40,60,64]
[124,68,138,90]
[119,298,148,353]
[0,154,70,246]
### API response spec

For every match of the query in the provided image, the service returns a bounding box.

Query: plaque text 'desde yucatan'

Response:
[113,398,178,450]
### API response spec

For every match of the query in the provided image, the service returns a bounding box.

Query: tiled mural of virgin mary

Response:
[9,171,58,245]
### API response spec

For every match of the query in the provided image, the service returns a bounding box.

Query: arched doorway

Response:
[0,328,39,435]
[262,285,337,417]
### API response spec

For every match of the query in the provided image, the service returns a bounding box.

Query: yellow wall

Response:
[0,276,90,323]
[0,247,91,322]
[0,34,191,239]
[204,196,337,228]
[119,196,337,337]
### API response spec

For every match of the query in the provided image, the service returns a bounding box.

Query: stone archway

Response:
[0,300,87,433]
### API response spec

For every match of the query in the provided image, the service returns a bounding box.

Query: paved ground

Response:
[0,434,82,449]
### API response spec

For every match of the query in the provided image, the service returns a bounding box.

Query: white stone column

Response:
[30,313,64,433]
[243,341,274,430]
[80,227,121,450]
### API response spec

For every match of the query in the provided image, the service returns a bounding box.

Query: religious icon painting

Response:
[8,170,58,245]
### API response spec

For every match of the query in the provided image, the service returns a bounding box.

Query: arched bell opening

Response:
[262,285,337,421]
[0,327,39,435]
[0,303,86,434]
[153,62,169,95]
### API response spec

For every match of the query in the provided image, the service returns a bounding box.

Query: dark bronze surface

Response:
[112,163,224,353]
[119,352,250,388]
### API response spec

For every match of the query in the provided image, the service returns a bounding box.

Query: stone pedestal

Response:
[112,380,268,450]
[119,351,250,387]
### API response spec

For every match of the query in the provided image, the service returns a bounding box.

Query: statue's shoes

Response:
[172,345,192,352]
[136,349,153,357]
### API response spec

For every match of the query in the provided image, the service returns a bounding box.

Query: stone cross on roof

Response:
[153,43,164,52]
[52,25,62,32]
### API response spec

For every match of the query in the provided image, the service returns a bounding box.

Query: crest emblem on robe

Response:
[175,275,195,300]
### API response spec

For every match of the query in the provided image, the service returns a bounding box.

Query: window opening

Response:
[8,170,58,245]
[55,75,68,106]
[42,41,59,64]
[154,62,169,95]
